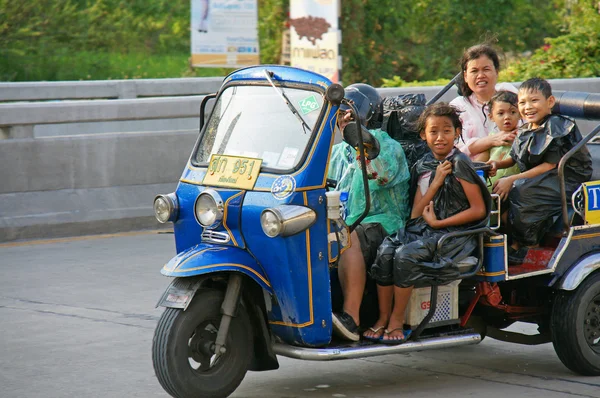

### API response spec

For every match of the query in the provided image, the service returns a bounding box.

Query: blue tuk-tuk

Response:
[151,65,600,398]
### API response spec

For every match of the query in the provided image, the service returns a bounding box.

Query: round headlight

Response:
[153,193,178,223]
[194,190,224,228]
[261,209,283,237]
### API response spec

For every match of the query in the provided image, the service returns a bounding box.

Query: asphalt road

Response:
[1,231,599,398]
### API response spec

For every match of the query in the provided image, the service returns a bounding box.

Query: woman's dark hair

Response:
[416,102,462,134]
[458,44,501,98]
[488,90,518,114]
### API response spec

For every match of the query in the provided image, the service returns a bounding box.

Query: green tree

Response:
[501,1,600,81]
[342,0,562,86]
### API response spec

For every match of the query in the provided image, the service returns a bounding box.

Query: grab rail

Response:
[558,123,600,231]
[412,226,492,340]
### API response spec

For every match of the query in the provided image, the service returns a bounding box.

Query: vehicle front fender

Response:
[161,244,272,293]
[556,252,600,291]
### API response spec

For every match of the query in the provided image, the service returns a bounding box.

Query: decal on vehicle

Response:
[271,175,296,200]
[584,181,600,225]
[298,94,320,115]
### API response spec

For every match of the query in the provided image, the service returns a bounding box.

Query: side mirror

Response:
[326,83,344,106]
[343,122,380,160]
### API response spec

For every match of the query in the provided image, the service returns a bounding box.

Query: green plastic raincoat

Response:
[327,129,410,234]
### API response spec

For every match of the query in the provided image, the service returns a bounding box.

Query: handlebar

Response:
[339,99,372,233]
[435,227,491,278]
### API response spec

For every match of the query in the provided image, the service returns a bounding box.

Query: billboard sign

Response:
[191,0,260,68]
[289,0,341,83]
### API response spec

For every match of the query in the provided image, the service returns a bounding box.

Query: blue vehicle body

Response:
[162,65,339,347]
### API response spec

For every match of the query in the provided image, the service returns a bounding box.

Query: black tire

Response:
[551,272,600,376]
[152,289,253,398]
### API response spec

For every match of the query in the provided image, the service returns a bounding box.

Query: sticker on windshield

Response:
[278,147,299,169]
[261,151,280,166]
[299,95,320,115]
[271,175,296,200]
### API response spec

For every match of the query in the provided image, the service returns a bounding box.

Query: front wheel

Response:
[152,289,253,398]
[551,272,600,376]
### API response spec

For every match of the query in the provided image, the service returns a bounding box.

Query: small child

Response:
[364,103,488,344]
[488,77,593,264]
[479,91,521,191]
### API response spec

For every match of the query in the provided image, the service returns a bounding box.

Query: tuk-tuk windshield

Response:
[193,85,325,171]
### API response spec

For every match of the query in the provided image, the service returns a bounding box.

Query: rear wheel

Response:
[153,289,253,398]
[551,272,600,376]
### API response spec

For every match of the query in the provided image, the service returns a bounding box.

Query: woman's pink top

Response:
[449,82,517,159]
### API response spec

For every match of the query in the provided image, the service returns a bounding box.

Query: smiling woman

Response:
[449,44,518,160]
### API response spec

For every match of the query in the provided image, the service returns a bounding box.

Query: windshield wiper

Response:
[263,69,312,134]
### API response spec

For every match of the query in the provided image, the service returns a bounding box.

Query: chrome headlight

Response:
[194,189,224,228]
[261,209,283,237]
[260,206,316,238]
[154,193,179,223]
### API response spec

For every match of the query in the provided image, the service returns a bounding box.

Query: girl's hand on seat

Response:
[492,177,514,201]
[422,201,439,228]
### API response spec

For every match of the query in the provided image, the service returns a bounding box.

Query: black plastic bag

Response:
[381,94,429,169]
[508,115,592,246]
[381,93,426,142]
[371,151,491,288]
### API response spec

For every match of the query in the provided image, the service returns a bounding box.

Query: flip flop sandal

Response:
[380,328,412,345]
[362,326,385,342]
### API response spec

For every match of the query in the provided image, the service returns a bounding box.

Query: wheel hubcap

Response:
[584,293,600,353]
[187,320,224,372]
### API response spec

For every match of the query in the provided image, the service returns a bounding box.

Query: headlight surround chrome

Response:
[194,189,224,229]
[260,206,316,238]
[153,193,179,223]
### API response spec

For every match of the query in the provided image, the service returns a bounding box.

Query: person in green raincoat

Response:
[329,84,411,341]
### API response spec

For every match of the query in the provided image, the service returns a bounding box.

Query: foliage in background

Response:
[342,0,562,86]
[2,0,597,84]
[257,0,289,65]
[501,1,600,81]
[0,0,227,80]
[381,76,451,88]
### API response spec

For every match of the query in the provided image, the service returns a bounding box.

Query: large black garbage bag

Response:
[508,115,592,246]
[372,151,491,288]
[381,94,430,169]
[381,93,426,142]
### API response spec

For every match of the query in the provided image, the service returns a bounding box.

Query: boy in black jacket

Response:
[488,77,593,264]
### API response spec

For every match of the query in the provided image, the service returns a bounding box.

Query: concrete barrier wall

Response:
[1,77,599,242]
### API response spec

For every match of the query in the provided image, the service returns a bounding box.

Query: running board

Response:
[273,333,481,361]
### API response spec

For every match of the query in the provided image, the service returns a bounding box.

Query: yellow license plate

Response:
[202,155,263,190]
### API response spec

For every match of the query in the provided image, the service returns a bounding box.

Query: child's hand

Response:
[431,161,452,188]
[492,176,514,201]
[493,130,517,147]
[422,201,439,228]
[486,160,498,177]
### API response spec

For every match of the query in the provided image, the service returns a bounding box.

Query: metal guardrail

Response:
[0,77,224,102]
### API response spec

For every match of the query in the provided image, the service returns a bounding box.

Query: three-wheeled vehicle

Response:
[151,65,600,398]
